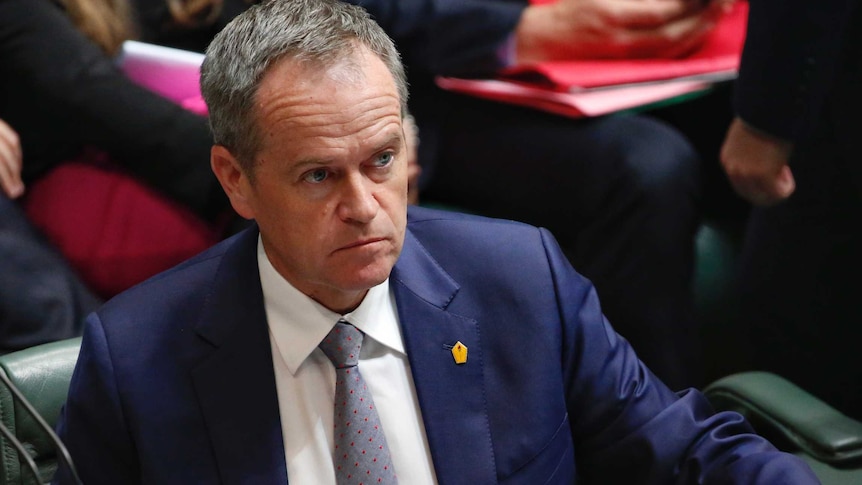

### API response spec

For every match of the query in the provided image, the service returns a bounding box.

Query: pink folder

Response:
[117,41,209,115]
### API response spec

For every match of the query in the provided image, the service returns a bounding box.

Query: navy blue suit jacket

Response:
[55,207,818,484]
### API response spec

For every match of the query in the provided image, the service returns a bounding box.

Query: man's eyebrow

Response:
[290,157,331,172]
[289,130,404,170]
[373,131,404,153]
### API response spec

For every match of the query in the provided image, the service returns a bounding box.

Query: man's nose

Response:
[337,173,379,223]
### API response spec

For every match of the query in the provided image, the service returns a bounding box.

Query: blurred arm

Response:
[721,0,854,205]
[0,0,224,219]
[347,0,525,75]
[720,117,795,206]
[515,0,731,63]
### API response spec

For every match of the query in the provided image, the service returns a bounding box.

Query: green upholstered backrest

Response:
[0,338,81,485]
[706,371,862,485]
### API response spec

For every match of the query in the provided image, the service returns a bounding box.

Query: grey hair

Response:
[200,0,408,173]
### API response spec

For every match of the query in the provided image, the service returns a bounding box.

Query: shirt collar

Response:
[257,236,404,375]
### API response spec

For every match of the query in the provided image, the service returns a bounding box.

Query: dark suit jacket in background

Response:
[734,0,861,142]
[731,0,862,418]
[55,207,818,484]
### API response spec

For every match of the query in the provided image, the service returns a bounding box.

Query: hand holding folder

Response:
[518,0,733,64]
[437,1,748,118]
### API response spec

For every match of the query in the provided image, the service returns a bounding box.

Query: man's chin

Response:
[336,260,396,291]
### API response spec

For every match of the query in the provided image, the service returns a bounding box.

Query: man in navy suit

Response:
[55,0,818,483]
[133,0,730,391]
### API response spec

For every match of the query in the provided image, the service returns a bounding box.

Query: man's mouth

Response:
[337,237,386,251]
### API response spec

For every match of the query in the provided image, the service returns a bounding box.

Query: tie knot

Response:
[318,321,363,368]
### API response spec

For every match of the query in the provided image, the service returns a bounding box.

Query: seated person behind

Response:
[0,0,226,224]
[0,0,236,302]
[55,1,819,483]
[0,118,100,352]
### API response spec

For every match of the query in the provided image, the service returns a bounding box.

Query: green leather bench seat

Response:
[0,338,81,485]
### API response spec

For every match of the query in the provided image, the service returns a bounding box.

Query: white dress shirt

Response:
[258,238,438,485]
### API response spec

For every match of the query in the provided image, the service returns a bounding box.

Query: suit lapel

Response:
[191,228,289,484]
[183,226,498,483]
[391,230,497,484]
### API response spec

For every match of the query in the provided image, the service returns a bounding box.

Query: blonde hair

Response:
[165,0,224,28]
[60,0,135,56]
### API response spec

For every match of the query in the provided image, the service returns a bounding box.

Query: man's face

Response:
[222,47,408,313]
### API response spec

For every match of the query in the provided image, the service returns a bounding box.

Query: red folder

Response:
[504,1,748,90]
[436,77,712,118]
[436,1,748,117]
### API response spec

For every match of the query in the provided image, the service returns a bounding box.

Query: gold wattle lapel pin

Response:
[446,341,468,365]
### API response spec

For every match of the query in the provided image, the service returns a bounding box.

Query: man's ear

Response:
[211,145,256,220]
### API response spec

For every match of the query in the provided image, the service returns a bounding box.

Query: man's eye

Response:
[303,169,328,183]
[374,152,394,167]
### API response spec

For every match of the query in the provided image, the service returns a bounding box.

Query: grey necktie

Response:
[319,320,398,484]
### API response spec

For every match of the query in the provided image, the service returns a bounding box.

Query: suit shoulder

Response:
[407,205,540,238]
[97,229,245,318]
[405,206,559,274]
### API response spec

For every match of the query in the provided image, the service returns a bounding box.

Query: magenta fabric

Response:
[23,156,219,298]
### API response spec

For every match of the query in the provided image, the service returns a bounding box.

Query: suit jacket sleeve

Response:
[134,0,526,76]
[540,228,819,483]
[345,0,526,76]
[734,0,856,141]
[53,315,141,485]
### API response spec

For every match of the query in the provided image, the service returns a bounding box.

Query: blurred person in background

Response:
[0,0,227,225]
[0,118,100,352]
[720,0,862,418]
[0,0,229,348]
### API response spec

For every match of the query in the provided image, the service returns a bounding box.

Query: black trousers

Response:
[419,91,704,390]
[736,98,862,419]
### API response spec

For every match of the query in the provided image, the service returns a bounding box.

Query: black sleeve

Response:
[0,0,225,220]
[133,0,528,77]
[346,0,527,76]
[733,0,856,141]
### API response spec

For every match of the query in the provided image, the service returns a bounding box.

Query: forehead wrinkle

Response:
[290,115,402,164]
[257,54,391,120]
[254,50,402,161]
[266,93,400,142]
[258,109,401,171]
[289,125,400,168]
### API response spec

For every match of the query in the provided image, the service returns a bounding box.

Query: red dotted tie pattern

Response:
[319,321,398,484]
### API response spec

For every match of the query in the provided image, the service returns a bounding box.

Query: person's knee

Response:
[615,117,702,205]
